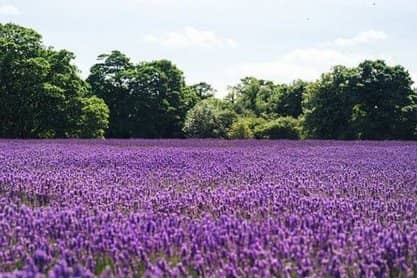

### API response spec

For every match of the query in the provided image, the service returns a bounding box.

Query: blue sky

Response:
[1,0,416,96]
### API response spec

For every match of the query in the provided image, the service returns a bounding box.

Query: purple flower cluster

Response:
[1,140,417,277]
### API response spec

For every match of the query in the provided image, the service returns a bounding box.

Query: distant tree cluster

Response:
[203,61,417,140]
[1,23,417,139]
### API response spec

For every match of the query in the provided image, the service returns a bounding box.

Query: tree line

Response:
[1,23,416,140]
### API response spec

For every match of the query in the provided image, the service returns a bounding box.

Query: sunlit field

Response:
[1,140,417,277]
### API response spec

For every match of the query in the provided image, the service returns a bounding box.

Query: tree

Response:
[349,60,416,139]
[141,60,188,138]
[270,80,307,118]
[182,81,217,116]
[183,99,236,138]
[227,77,276,117]
[0,23,109,138]
[302,65,357,139]
[302,60,417,139]
[188,82,216,100]
[88,53,191,138]
[226,77,307,119]
[87,51,133,138]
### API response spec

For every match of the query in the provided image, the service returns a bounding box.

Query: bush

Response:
[215,110,238,138]
[183,99,237,138]
[244,117,267,131]
[254,117,300,139]
[78,96,110,138]
[227,118,260,139]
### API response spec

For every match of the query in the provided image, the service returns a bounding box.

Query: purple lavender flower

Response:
[0,139,416,276]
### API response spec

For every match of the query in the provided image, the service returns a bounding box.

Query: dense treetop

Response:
[0,23,108,138]
[87,51,205,138]
[302,60,417,139]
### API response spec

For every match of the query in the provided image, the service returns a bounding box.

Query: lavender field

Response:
[1,140,417,277]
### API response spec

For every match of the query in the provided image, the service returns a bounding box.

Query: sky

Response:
[1,0,416,97]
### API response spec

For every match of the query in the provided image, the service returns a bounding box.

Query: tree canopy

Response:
[226,77,307,119]
[0,23,109,138]
[88,52,205,138]
[302,60,417,140]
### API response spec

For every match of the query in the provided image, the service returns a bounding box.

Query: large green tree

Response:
[88,52,192,138]
[302,60,417,139]
[350,60,416,139]
[0,23,109,138]
[302,65,357,139]
[87,51,134,137]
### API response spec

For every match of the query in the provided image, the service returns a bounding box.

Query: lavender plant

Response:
[0,140,416,277]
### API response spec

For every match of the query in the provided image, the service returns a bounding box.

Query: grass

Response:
[94,255,115,276]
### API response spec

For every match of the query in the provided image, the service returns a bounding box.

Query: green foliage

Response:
[349,60,416,139]
[0,23,109,138]
[302,60,417,139]
[227,77,276,117]
[402,88,417,138]
[302,65,357,139]
[254,117,300,139]
[226,77,308,120]
[94,255,115,276]
[2,24,416,141]
[88,52,201,138]
[78,96,110,138]
[243,117,268,131]
[228,117,263,139]
[183,99,237,138]
[134,60,187,138]
[270,80,307,118]
[188,82,216,100]
[87,51,134,138]
[216,109,238,138]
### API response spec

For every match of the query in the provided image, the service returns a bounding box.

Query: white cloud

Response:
[224,30,391,90]
[210,48,380,97]
[0,4,20,15]
[322,30,388,47]
[225,48,390,90]
[144,26,237,49]
[206,30,393,97]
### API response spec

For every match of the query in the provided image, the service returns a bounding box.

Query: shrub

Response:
[254,117,300,139]
[244,117,267,131]
[215,110,238,138]
[183,99,237,138]
[228,118,255,139]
